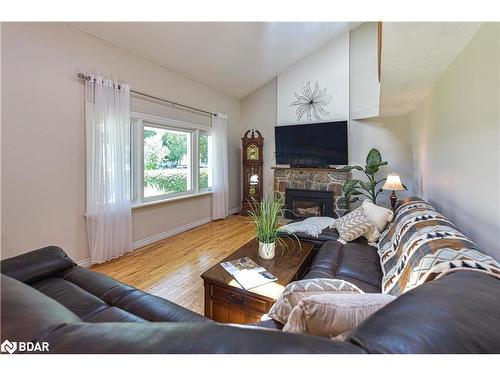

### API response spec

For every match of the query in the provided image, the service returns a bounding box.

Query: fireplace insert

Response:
[285,189,334,219]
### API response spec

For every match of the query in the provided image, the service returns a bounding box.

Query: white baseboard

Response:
[132,216,212,250]
[77,258,91,268]
[77,210,241,267]
[228,206,241,215]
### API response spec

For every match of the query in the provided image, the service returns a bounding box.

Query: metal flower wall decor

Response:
[290,81,333,121]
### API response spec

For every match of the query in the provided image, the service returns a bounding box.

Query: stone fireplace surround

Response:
[273,167,350,215]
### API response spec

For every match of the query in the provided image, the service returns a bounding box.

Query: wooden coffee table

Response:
[201,238,314,324]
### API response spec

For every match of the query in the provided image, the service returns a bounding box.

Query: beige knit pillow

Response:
[361,200,393,232]
[266,278,363,324]
[283,293,396,338]
[335,207,375,242]
[363,227,381,244]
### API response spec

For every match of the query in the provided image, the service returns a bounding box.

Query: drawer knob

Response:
[229,293,246,305]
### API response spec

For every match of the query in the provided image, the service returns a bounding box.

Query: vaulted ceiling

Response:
[380,22,482,116]
[72,22,483,115]
[71,22,357,99]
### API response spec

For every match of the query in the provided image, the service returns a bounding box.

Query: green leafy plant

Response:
[144,170,188,193]
[247,195,300,253]
[248,195,284,244]
[161,132,187,163]
[341,148,389,204]
[199,168,209,190]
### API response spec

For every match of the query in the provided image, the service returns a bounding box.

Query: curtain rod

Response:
[77,73,217,117]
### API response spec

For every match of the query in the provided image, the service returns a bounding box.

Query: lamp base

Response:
[390,191,398,211]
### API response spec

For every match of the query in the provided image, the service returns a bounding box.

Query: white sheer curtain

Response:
[85,75,132,264]
[211,113,229,219]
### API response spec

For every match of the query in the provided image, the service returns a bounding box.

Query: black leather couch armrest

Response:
[0,246,76,284]
[43,322,365,354]
[1,275,81,343]
[346,272,500,353]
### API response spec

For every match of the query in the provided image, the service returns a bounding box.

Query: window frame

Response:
[131,112,212,207]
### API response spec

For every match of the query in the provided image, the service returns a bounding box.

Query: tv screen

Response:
[275,121,348,166]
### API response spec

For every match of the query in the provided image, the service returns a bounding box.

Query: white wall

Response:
[409,23,500,258]
[349,116,414,206]
[241,84,414,206]
[1,23,241,262]
[350,23,381,120]
[240,79,277,197]
[241,26,413,205]
[277,33,349,125]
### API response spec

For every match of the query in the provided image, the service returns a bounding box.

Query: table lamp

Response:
[383,173,405,211]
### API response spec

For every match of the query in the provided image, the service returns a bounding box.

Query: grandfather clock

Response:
[241,129,264,214]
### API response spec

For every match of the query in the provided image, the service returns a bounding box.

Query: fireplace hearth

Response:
[285,188,334,219]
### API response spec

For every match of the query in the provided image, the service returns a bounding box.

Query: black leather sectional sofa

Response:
[2,198,500,353]
[0,246,358,354]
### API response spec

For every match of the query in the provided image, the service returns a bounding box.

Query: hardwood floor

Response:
[91,214,255,314]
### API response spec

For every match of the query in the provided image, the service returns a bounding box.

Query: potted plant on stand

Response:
[341,148,407,205]
[248,195,298,259]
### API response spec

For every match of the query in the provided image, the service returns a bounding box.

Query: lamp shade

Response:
[383,173,405,191]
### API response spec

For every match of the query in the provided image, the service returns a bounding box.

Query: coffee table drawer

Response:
[211,284,268,314]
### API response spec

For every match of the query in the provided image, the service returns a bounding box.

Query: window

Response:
[199,133,212,191]
[132,113,212,205]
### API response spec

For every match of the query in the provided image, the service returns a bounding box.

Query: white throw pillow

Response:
[282,293,396,338]
[363,227,381,244]
[266,278,363,324]
[361,200,394,232]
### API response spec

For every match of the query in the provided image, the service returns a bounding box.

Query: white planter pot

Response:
[258,241,276,260]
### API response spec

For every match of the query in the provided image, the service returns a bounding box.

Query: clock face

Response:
[247,144,259,160]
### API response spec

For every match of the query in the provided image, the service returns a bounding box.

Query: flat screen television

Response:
[275,121,348,167]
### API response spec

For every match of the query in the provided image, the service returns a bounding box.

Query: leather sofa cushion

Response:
[59,266,137,304]
[85,307,146,323]
[1,248,209,324]
[32,277,110,320]
[347,271,500,353]
[335,243,382,288]
[1,275,81,343]
[116,290,208,322]
[304,240,343,276]
[54,266,208,323]
[1,246,75,284]
[302,240,382,292]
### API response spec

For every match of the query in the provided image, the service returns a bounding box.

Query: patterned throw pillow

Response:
[266,278,363,324]
[282,293,396,338]
[335,207,375,242]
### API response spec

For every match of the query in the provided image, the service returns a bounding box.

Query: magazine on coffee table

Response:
[220,257,277,290]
